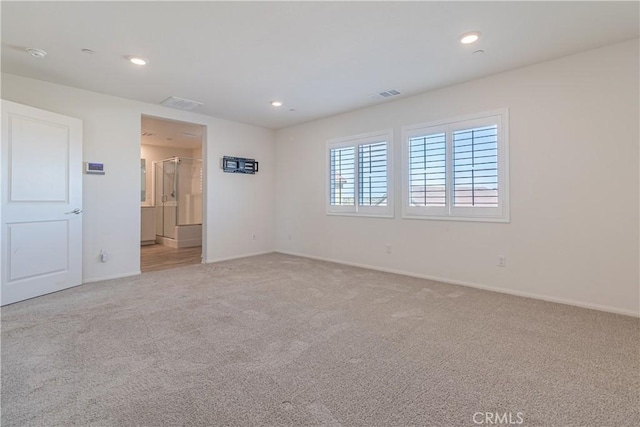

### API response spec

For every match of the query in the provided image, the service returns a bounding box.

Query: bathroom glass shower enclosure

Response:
[154,157,203,239]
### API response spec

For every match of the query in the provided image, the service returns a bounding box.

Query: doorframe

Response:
[139,114,208,266]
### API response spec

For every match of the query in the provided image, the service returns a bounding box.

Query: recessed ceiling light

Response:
[459,32,481,44]
[128,56,147,66]
[26,48,47,59]
[271,101,283,107]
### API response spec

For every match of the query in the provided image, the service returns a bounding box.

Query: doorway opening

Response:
[140,116,206,273]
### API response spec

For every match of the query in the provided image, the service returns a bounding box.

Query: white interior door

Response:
[1,100,83,305]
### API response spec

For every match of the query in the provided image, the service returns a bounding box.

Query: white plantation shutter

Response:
[359,142,387,207]
[409,132,446,207]
[453,125,498,207]
[330,146,355,206]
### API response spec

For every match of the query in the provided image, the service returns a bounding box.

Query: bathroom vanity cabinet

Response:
[141,206,156,245]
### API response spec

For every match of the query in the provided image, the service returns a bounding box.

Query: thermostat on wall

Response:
[85,162,105,175]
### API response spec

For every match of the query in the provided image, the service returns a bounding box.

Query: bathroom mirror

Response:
[141,159,146,202]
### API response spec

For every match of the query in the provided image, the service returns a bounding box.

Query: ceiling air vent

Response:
[160,96,203,111]
[379,89,401,98]
[369,89,402,101]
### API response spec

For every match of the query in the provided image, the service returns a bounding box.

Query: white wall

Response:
[275,39,640,316]
[2,73,276,282]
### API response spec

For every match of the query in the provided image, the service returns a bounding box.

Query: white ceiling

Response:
[141,116,204,149]
[2,1,638,130]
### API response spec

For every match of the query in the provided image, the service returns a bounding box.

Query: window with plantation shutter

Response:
[330,146,355,206]
[453,125,498,208]
[327,130,393,217]
[402,110,509,222]
[409,132,446,208]
[359,142,387,207]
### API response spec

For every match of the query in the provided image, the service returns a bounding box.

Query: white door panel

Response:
[10,116,70,202]
[1,100,83,305]
[8,220,69,281]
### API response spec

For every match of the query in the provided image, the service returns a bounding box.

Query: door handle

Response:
[65,208,82,215]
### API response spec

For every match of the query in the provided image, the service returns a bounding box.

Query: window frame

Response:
[326,129,394,218]
[401,109,510,223]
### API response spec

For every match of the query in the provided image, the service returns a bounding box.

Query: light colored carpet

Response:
[1,253,638,426]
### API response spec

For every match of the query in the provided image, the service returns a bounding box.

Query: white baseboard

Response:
[276,250,639,318]
[156,236,178,248]
[83,271,141,284]
[205,250,274,264]
[175,238,201,248]
[156,236,202,249]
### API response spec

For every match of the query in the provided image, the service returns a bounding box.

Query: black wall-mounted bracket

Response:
[221,156,259,174]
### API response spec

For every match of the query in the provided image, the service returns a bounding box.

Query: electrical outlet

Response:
[498,255,506,267]
[100,250,110,263]
[386,244,392,254]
